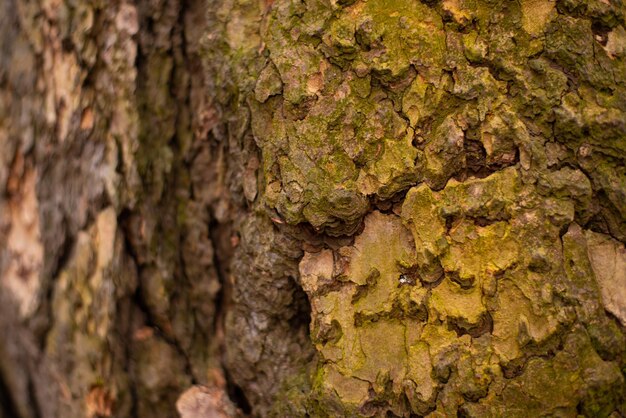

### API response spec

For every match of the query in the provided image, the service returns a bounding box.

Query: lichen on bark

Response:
[206,0,626,415]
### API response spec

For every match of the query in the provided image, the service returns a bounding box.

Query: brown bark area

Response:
[0,0,234,416]
[1,0,303,414]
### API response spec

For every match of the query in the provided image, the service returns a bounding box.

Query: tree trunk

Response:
[1,0,625,417]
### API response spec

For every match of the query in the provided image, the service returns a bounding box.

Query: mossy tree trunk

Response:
[1,0,626,417]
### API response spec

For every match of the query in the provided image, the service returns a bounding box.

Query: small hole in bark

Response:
[592,21,610,46]
[464,139,487,174]
[398,274,416,286]
[62,37,73,52]
[449,271,475,289]
[501,359,525,379]
[457,404,472,417]
[447,311,493,338]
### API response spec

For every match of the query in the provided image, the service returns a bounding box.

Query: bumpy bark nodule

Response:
[1,0,626,417]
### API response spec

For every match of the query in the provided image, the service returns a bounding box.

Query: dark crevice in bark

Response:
[0,372,19,418]
[289,277,313,330]
[371,187,413,215]
[209,215,229,349]
[129,379,139,418]
[501,328,568,380]
[130,283,197,384]
[122,295,141,418]
[447,311,494,339]
[120,212,198,388]
[118,208,197,417]
[26,368,42,418]
[223,368,252,415]
[126,0,211,402]
[33,229,74,350]
[118,209,142,264]
[208,214,254,414]
[605,310,626,334]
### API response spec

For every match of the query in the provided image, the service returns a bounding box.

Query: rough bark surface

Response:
[1,0,227,416]
[1,0,626,417]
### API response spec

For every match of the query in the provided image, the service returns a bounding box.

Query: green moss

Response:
[206,0,626,413]
[297,164,626,413]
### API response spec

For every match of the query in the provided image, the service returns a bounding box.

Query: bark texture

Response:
[2,0,626,417]
[1,0,227,416]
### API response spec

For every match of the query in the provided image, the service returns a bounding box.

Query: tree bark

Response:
[1,0,626,417]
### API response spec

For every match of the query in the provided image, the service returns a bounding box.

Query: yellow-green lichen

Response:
[206,0,626,413]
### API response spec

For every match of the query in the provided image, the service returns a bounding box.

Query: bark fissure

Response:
[0,372,19,418]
